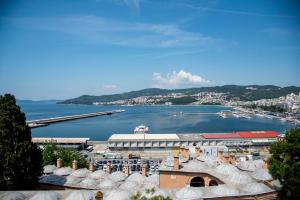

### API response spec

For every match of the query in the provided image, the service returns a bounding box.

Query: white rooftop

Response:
[109,134,180,141]
[32,137,90,143]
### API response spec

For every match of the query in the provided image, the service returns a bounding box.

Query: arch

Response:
[190,176,205,187]
[209,180,218,186]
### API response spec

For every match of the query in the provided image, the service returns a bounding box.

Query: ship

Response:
[134,125,149,134]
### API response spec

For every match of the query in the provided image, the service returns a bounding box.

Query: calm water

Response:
[18,101,296,141]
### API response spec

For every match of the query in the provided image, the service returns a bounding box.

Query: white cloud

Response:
[152,70,210,88]
[102,84,119,90]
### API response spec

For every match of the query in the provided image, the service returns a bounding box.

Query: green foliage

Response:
[42,143,59,165]
[131,188,172,200]
[42,143,87,168]
[159,97,197,105]
[244,105,287,113]
[0,94,43,190]
[269,128,300,199]
[259,105,287,113]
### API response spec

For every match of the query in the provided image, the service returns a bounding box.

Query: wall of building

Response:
[159,171,223,189]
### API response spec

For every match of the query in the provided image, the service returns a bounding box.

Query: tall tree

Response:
[0,94,43,190]
[269,128,300,199]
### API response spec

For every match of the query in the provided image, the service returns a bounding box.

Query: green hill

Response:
[59,85,300,105]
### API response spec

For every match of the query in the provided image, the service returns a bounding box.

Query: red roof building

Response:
[236,131,278,138]
[201,131,278,139]
[201,133,241,139]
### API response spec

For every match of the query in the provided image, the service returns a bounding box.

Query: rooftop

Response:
[32,137,90,143]
[108,134,179,141]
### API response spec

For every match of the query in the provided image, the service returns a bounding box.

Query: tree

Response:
[269,128,300,199]
[42,143,59,166]
[0,94,43,190]
[42,143,87,168]
[57,148,87,168]
[131,188,172,200]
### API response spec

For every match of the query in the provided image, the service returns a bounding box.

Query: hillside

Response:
[59,85,300,105]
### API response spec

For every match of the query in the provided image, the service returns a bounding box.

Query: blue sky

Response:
[0,0,300,100]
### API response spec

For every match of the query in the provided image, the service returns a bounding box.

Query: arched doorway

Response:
[209,180,218,186]
[190,176,205,187]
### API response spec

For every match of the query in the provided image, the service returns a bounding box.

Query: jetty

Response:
[27,109,125,128]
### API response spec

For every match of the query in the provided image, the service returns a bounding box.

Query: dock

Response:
[27,109,125,128]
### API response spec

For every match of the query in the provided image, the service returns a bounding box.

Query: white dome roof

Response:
[0,192,25,200]
[125,173,146,184]
[175,186,204,200]
[108,171,127,182]
[79,177,99,188]
[98,179,116,190]
[89,170,106,180]
[204,159,221,168]
[242,182,273,194]
[105,189,131,200]
[39,175,66,185]
[210,184,240,196]
[71,168,90,178]
[184,160,206,172]
[29,191,61,200]
[215,164,239,176]
[65,191,95,200]
[53,167,72,176]
[164,155,188,167]
[197,154,219,162]
[226,172,253,184]
[251,168,272,181]
[146,174,159,186]
[119,180,139,191]
[43,165,56,174]
[237,160,264,172]
[64,175,82,185]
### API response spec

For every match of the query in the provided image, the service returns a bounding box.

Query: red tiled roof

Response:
[237,131,278,138]
[201,131,278,139]
[201,133,241,139]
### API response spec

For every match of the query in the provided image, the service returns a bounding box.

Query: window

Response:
[209,180,218,186]
[190,176,205,187]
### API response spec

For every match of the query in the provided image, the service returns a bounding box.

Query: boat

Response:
[218,110,233,118]
[134,125,149,134]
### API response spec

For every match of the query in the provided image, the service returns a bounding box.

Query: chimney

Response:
[106,163,112,174]
[218,150,224,161]
[223,155,230,164]
[173,155,180,170]
[180,146,184,156]
[89,162,95,172]
[141,164,147,177]
[184,147,190,160]
[229,153,236,165]
[72,160,78,170]
[195,146,202,158]
[124,164,129,176]
[57,158,62,168]
[263,158,269,169]
[95,191,103,200]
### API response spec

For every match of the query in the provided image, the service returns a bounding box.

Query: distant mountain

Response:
[60,85,300,105]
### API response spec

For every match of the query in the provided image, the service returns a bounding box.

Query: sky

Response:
[0,0,300,100]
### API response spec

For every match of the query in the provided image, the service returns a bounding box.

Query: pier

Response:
[27,109,125,128]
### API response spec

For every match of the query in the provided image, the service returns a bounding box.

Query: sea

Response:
[18,101,297,141]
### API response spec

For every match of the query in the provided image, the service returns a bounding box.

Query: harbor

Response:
[26,109,125,128]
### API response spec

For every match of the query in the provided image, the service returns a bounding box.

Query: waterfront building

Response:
[107,131,278,151]
[32,137,90,150]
